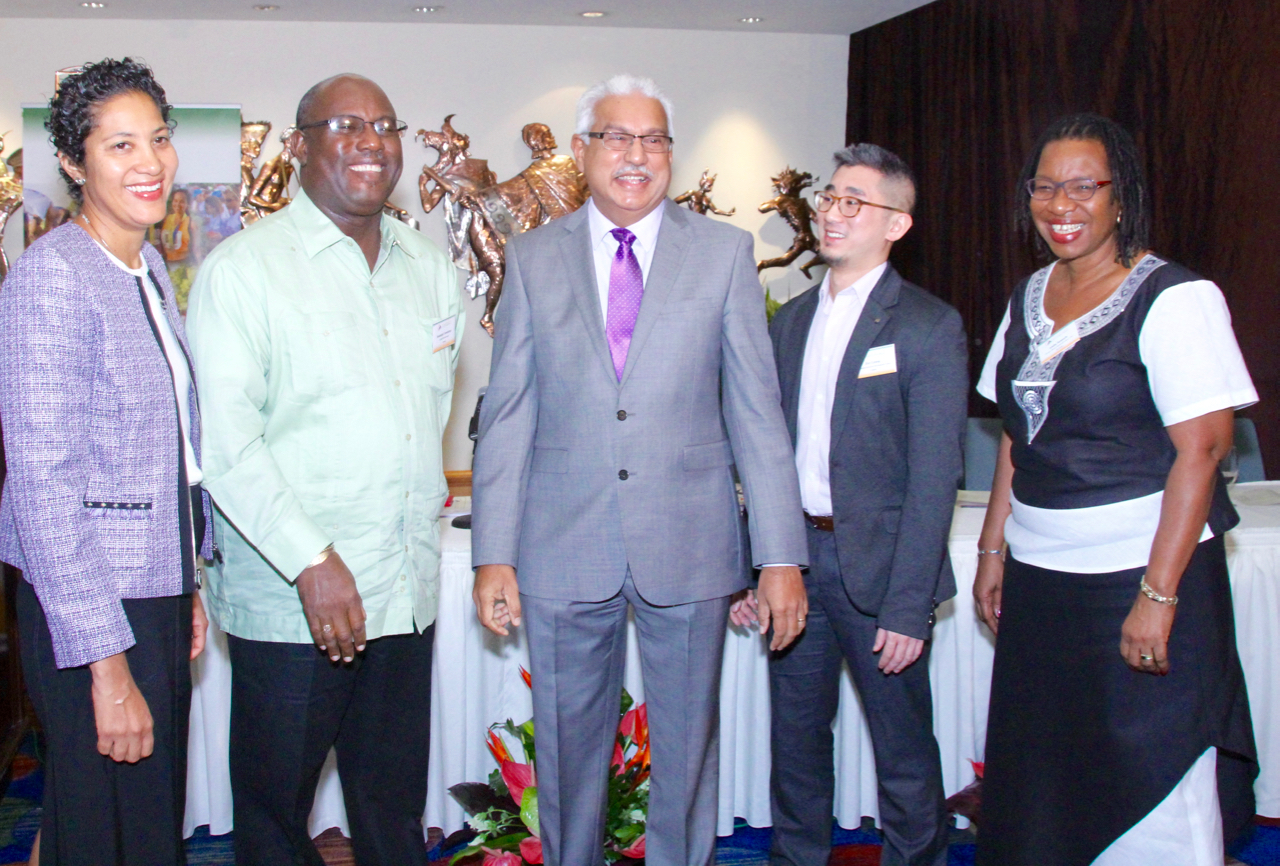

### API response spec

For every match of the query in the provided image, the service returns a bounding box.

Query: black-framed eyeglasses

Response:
[584,131,674,153]
[812,190,905,218]
[296,116,409,138]
[1026,177,1113,201]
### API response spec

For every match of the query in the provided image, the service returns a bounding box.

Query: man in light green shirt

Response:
[186,74,462,866]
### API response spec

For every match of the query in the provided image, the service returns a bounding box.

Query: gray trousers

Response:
[769,525,949,866]
[522,574,732,866]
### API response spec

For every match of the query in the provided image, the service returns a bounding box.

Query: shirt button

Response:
[405,545,409,552]
[405,433,412,441]
[384,328,389,336]
[405,491,410,499]
[400,574,407,581]
[618,469,629,480]
[616,410,627,420]
[394,380,401,387]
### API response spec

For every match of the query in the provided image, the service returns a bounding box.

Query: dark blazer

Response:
[473,200,807,604]
[770,263,968,639]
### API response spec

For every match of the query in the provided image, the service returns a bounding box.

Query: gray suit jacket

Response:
[473,200,806,605]
[770,264,968,639]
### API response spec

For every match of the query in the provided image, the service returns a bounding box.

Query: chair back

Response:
[1235,418,1267,482]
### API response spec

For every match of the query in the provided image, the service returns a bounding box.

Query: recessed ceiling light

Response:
[413,5,443,10]
[740,16,764,23]
[252,4,278,10]
[580,11,606,17]
[81,2,107,7]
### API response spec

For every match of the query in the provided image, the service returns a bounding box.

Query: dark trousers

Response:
[521,574,731,866]
[227,626,435,866]
[18,578,193,866]
[769,525,949,866]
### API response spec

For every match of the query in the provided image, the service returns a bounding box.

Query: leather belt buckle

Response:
[804,511,835,532]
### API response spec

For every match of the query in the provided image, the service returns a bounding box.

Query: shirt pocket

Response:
[416,314,458,394]
[285,312,369,396]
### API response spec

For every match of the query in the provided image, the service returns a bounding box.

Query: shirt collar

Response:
[818,261,888,311]
[288,188,413,261]
[587,198,665,253]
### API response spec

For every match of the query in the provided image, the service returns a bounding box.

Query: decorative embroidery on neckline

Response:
[1012,254,1165,443]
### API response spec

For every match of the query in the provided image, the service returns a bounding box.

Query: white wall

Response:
[0,18,848,468]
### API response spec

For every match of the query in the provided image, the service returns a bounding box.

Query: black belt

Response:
[803,511,834,532]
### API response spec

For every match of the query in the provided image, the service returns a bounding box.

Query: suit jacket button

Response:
[617,410,627,420]
[618,469,629,480]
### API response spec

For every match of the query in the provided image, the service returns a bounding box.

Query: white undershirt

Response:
[587,198,664,320]
[977,277,1256,572]
[95,244,203,485]
[795,263,888,516]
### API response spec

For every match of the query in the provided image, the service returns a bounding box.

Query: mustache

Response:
[613,164,654,180]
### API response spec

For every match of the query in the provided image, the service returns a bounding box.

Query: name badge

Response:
[1037,321,1079,362]
[859,343,897,378]
[432,315,457,353]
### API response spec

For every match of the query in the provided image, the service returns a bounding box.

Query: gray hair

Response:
[832,142,917,214]
[574,74,675,139]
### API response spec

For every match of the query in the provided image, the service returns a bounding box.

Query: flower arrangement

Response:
[448,667,650,865]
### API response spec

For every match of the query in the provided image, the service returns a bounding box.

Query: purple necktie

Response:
[605,227,644,381]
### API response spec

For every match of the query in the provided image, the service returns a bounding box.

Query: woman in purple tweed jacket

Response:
[0,59,212,865]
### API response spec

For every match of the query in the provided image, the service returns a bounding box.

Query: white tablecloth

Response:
[184,482,1280,839]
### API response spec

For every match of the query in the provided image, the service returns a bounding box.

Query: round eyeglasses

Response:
[296,115,409,138]
[812,190,905,218]
[1026,177,1113,201]
[584,131,674,153]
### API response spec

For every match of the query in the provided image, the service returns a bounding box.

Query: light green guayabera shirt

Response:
[186,189,463,643]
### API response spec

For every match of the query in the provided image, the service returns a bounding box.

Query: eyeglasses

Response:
[584,131,674,153]
[812,190,905,218]
[296,116,409,138]
[1026,177,1113,201]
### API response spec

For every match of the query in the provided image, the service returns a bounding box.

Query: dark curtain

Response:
[847,0,1280,473]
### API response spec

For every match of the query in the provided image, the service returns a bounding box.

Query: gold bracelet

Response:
[1139,576,1178,606]
[308,543,335,570]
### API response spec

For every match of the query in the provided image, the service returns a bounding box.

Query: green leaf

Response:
[619,689,633,715]
[520,785,540,836]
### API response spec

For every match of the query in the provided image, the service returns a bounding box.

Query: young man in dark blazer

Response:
[738,143,968,865]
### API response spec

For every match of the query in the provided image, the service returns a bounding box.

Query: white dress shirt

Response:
[795,262,888,516]
[587,198,665,319]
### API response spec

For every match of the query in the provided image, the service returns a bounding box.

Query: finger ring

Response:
[322,623,334,634]
[797,616,806,622]
[1140,653,1154,662]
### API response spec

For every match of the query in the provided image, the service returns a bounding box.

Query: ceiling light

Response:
[580,11,606,17]
[740,16,764,23]
[252,4,278,9]
[413,5,443,10]
[81,2,107,7]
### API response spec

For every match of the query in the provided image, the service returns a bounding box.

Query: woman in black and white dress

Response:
[972,113,1258,865]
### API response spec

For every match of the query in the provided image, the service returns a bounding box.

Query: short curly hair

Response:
[45,57,173,203]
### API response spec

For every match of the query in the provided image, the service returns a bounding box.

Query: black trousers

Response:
[18,578,193,866]
[768,525,949,866]
[227,626,435,866]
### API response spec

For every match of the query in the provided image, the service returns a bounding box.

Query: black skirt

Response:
[18,578,193,866]
[976,536,1257,865]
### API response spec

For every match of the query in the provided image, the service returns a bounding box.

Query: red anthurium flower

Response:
[618,707,638,740]
[619,833,646,858]
[481,847,522,866]
[501,760,536,803]
[519,835,544,864]
[970,760,984,779]
[487,731,512,765]
[612,741,626,775]
[519,666,533,689]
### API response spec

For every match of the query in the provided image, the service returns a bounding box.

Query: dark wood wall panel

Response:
[847,0,1280,473]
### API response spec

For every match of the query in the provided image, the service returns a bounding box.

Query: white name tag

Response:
[1037,321,1079,362]
[859,343,897,378]
[432,315,457,353]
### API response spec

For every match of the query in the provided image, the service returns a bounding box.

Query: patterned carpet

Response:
[4,733,1280,865]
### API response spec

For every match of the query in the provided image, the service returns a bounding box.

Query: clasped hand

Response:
[727,565,807,651]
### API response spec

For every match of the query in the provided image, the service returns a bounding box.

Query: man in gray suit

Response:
[743,143,968,865]
[471,75,808,866]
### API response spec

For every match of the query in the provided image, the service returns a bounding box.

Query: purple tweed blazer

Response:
[0,223,213,668]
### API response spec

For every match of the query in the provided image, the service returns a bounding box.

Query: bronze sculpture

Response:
[243,129,296,224]
[757,166,821,278]
[0,139,22,280]
[239,120,271,225]
[419,115,587,336]
[674,169,735,216]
